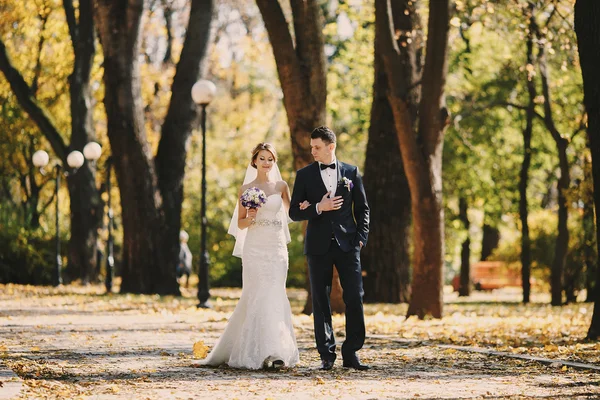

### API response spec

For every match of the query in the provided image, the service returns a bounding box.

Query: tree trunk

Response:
[155,0,214,291]
[376,0,450,318]
[574,0,600,339]
[64,0,102,284]
[551,140,569,305]
[256,0,326,171]
[520,4,537,304]
[537,27,569,306]
[480,223,500,261]
[458,197,470,297]
[362,0,417,304]
[583,151,597,303]
[256,0,343,312]
[94,0,176,294]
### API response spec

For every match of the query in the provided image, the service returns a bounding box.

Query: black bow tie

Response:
[320,163,336,170]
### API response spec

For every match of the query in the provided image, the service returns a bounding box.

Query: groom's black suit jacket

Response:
[289,160,369,255]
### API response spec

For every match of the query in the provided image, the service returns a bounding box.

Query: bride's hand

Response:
[246,208,258,222]
[299,200,311,210]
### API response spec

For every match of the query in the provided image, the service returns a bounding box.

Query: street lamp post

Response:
[33,149,86,286]
[191,79,216,309]
[53,163,62,286]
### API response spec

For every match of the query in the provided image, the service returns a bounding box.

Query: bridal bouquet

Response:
[240,187,268,209]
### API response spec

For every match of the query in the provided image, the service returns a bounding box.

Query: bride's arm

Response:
[281,181,291,213]
[237,187,257,230]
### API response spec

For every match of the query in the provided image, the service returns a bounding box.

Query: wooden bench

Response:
[452,261,528,291]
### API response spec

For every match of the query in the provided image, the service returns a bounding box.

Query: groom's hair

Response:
[311,126,336,145]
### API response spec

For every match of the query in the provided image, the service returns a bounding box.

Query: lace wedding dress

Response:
[199,194,299,369]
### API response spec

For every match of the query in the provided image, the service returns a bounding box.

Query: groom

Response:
[290,126,370,371]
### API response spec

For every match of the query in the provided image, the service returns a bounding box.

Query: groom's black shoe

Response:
[320,359,335,371]
[343,356,370,371]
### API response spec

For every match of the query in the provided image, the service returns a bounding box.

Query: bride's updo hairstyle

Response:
[250,143,278,168]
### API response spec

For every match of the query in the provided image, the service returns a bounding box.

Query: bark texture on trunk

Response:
[94,0,176,294]
[362,0,417,304]
[583,151,597,303]
[575,0,600,339]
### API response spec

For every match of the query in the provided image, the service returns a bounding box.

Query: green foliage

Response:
[443,0,588,285]
[0,220,67,285]
[489,209,595,294]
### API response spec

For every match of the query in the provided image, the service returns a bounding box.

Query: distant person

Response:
[177,230,192,288]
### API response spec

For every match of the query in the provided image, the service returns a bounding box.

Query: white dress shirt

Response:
[316,157,337,215]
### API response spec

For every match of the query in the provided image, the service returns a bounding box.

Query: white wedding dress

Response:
[199,194,299,369]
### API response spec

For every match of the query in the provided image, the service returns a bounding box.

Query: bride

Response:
[196,143,300,369]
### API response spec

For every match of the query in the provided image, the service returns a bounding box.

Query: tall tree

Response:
[574,0,600,339]
[362,0,416,304]
[155,0,216,298]
[93,0,214,294]
[255,0,346,313]
[534,6,570,306]
[376,0,451,318]
[0,0,102,284]
[519,3,537,304]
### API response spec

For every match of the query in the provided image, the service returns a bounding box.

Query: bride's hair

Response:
[250,143,278,168]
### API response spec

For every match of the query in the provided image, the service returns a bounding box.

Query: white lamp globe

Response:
[191,80,216,105]
[83,142,102,161]
[67,151,85,169]
[32,150,49,168]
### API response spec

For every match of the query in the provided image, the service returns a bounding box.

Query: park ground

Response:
[1,282,599,399]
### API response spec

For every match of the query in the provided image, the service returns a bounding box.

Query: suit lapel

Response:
[334,160,344,196]
[313,162,328,194]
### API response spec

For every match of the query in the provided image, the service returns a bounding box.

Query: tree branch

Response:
[161,0,174,64]
[255,0,303,98]
[63,0,79,46]
[0,39,68,160]
[32,6,50,95]
[418,0,451,156]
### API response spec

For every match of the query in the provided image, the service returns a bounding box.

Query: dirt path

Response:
[0,285,598,399]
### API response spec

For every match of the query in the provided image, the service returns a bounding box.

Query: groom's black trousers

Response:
[307,239,365,362]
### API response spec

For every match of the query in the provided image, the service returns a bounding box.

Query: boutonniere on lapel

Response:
[340,177,354,192]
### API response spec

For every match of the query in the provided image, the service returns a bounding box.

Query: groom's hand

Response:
[318,191,343,212]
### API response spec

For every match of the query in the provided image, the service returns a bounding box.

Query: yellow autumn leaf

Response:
[561,365,568,372]
[544,344,559,352]
[193,340,209,359]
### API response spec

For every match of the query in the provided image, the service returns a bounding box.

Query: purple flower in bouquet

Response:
[240,187,268,209]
